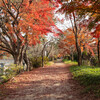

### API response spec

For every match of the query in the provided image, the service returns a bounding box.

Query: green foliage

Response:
[90,57,98,66]
[30,56,49,68]
[0,67,3,76]
[0,64,23,84]
[1,75,8,82]
[82,60,90,66]
[82,50,92,61]
[30,57,41,68]
[5,64,23,77]
[70,65,100,85]
[64,56,71,60]
[45,61,54,66]
[70,65,100,97]
[82,50,88,57]
[73,52,78,61]
[43,56,49,64]
[63,59,78,64]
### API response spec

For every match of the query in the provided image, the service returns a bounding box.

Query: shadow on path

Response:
[0,63,97,100]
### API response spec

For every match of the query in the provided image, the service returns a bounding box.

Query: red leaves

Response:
[53,33,59,37]
[1,0,60,47]
[91,24,100,38]
[19,0,57,45]
[56,0,62,4]
[85,44,95,56]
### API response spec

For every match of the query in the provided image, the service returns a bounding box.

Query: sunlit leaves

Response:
[59,26,96,56]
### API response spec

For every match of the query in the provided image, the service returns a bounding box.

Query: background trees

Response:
[56,0,100,66]
[59,26,96,65]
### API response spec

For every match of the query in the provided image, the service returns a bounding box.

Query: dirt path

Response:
[0,63,95,100]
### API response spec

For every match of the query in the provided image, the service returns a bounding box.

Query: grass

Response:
[70,65,100,98]
[45,61,54,66]
[63,59,78,64]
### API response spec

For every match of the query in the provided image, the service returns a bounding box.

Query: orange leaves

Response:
[0,0,56,47]
[59,26,96,56]
[85,44,95,56]
[21,0,54,29]
[17,0,55,45]
[91,24,100,38]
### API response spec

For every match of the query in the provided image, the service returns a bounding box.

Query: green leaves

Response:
[70,65,100,86]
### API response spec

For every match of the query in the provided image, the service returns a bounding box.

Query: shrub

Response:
[63,56,71,60]
[70,65,100,86]
[5,64,23,77]
[46,61,54,66]
[82,60,90,66]
[0,64,23,84]
[30,57,42,68]
[73,52,78,61]
[0,67,3,76]
[43,56,49,64]
[70,65,100,97]
[82,50,92,60]
[63,59,78,64]
[30,56,49,68]
[90,57,98,66]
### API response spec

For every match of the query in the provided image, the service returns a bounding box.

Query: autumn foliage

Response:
[0,0,56,68]
[56,0,100,66]
[59,27,96,56]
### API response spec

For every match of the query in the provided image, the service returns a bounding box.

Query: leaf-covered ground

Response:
[0,63,98,100]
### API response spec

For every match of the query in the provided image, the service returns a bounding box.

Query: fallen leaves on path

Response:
[0,63,98,100]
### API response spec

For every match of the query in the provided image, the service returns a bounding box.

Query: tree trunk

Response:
[13,50,24,64]
[41,48,44,67]
[97,37,100,66]
[24,52,30,71]
[71,51,74,61]
[42,54,44,67]
[75,34,82,66]
[47,45,53,57]
[71,12,82,66]
[77,49,82,66]
[12,54,23,73]
[13,54,19,65]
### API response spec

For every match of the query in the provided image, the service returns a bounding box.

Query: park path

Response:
[0,63,95,100]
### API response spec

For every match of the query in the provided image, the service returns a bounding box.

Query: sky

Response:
[46,12,71,40]
[53,3,72,31]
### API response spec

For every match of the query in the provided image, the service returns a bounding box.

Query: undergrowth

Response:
[63,59,78,64]
[70,65,100,98]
